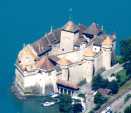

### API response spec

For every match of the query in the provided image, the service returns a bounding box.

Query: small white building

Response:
[14,21,116,96]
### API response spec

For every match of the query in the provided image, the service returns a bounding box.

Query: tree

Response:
[94,92,107,105]
[72,103,83,113]
[116,69,128,86]
[115,55,125,64]
[107,80,119,94]
[120,39,131,61]
[124,104,131,113]
[92,74,119,94]
[124,94,131,103]
[123,61,131,75]
[92,74,108,90]
[59,94,72,113]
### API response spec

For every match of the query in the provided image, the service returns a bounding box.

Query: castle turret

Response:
[60,21,79,52]
[18,44,38,71]
[83,48,95,83]
[58,57,72,81]
[102,36,113,70]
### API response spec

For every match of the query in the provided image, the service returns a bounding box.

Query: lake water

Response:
[0,0,131,113]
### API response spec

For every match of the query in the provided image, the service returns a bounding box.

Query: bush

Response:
[92,74,119,94]
[59,94,72,113]
[93,104,101,111]
[124,94,131,103]
[78,93,85,99]
[116,69,128,86]
[94,92,108,105]
[107,80,119,94]
[115,56,125,64]
[120,39,131,62]
[72,103,83,113]
[124,104,131,113]
[92,74,108,90]
[88,110,95,113]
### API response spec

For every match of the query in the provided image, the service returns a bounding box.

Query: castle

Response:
[14,21,116,96]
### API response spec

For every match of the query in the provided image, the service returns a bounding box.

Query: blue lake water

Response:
[0,0,131,113]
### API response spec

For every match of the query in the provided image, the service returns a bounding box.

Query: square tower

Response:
[60,21,79,53]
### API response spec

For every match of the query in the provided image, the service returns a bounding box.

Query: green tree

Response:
[92,74,108,90]
[120,39,131,61]
[92,75,119,94]
[107,80,119,94]
[124,104,131,113]
[124,94,131,103]
[59,94,72,113]
[115,55,125,64]
[72,103,83,113]
[116,69,128,86]
[94,92,107,105]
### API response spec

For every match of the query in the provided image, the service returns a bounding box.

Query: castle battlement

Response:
[14,21,116,96]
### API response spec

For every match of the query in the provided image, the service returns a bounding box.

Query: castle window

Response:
[38,70,42,73]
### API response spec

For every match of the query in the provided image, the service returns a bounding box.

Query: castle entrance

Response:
[44,84,54,95]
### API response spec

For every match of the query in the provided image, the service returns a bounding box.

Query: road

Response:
[95,80,131,113]
[111,90,131,112]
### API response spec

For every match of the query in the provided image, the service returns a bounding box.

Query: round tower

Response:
[102,36,113,70]
[83,48,95,83]
[58,57,71,81]
[18,44,37,71]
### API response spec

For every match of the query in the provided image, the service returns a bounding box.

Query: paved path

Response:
[111,90,131,112]
[101,63,124,79]
[80,84,95,113]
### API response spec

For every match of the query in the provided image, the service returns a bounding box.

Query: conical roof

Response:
[83,48,96,57]
[57,57,71,66]
[20,45,37,59]
[102,36,113,45]
[85,22,101,35]
[64,21,75,31]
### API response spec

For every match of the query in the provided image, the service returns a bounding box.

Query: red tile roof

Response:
[36,56,55,71]
[57,79,79,89]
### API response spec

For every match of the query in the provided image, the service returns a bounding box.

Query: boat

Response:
[51,93,59,98]
[42,101,55,107]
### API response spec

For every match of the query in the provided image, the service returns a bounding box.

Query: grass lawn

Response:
[119,79,131,93]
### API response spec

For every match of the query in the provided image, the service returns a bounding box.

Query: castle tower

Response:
[83,48,95,83]
[58,57,72,81]
[60,21,79,52]
[36,56,58,94]
[102,36,113,70]
[18,44,37,71]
